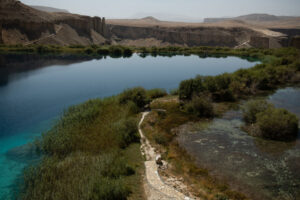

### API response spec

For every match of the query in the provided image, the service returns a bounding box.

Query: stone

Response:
[156,154,163,165]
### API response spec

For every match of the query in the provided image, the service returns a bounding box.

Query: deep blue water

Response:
[0,53,259,199]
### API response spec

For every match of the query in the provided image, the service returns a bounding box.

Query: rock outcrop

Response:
[291,36,300,49]
[0,0,107,45]
[54,16,106,37]
[0,22,3,44]
[107,24,262,47]
[1,0,299,48]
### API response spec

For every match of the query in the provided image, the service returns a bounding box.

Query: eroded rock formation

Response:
[0,0,107,45]
[0,22,3,44]
[107,25,262,47]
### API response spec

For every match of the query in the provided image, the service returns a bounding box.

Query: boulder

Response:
[155,154,162,165]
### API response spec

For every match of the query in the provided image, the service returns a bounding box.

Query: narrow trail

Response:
[24,25,63,46]
[234,40,251,49]
[139,112,191,200]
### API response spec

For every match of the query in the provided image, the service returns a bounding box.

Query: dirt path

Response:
[24,25,63,46]
[234,40,251,49]
[139,112,192,200]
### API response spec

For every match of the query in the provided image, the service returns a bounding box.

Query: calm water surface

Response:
[178,87,300,200]
[0,53,258,199]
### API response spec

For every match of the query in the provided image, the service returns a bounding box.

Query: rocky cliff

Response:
[0,0,107,45]
[1,0,299,48]
[107,24,262,47]
[0,22,3,44]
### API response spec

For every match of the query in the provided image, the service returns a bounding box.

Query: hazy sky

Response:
[21,0,300,21]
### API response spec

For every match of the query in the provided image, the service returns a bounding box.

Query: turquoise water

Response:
[178,87,300,200]
[0,53,259,199]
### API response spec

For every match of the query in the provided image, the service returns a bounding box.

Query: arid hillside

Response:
[0,0,299,48]
[0,0,107,45]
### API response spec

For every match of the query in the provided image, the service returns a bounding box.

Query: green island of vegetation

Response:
[5,45,298,200]
[242,100,299,141]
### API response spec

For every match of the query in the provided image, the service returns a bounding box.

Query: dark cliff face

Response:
[2,20,56,41]
[54,16,106,38]
[0,0,107,44]
[107,25,261,47]
[291,36,300,49]
[0,22,3,44]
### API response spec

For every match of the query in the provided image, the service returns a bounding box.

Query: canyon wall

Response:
[249,36,270,48]
[0,22,2,44]
[2,20,56,41]
[54,16,106,37]
[290,36,300,49]
[107,25,261,47]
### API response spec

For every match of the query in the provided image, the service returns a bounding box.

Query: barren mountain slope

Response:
[0,0,107,45]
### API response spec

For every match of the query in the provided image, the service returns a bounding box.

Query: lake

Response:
[178,87,300,200]
[0,53,259,199]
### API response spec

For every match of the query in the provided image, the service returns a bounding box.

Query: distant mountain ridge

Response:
[30,5,69,13]
[204,13,299,23]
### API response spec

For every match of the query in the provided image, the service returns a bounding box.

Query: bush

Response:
[179,79,195,100]
[242,100,272,124]
[184,96,214,118]
[119,87,147,108]
[90,178,131,200]
[146,88,167,100]
[114,118,139,148]
[123,48,133,57]
[36,45,52,53]
[84,47,94,54]
[203,74,234,101]
[109,46,123,56]
[97,48,109,55]
[256,108,298,140]
[169,88,179,95]
[154,132,169,146]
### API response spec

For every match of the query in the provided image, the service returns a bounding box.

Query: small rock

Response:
[156,154,163,165]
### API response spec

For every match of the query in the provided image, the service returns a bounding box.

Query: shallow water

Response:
[0,53,258,199]
[178,87,300,200]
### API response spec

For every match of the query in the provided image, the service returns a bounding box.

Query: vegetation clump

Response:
[119,87,148,109]
[146,88,168,100]
[242,100,299,140]
[184,96,214,118]
[256,107,299,140]
[21,96,145,200]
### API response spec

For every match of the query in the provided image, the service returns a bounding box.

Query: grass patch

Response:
[20,96,145,200]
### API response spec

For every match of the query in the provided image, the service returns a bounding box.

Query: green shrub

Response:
[179,79,195,100]
[113,117,139,148]
[123,48,133,57]
[36,45,53,53]
[84,47,94,54]
[242,100,272,124]
[256,108,299,140]
[69,44,84,48]
[97,48,109,55]
[184,96,214,118]
[100,155,135,178]
[146,88,167,100]
[90,178,130,200]
[119,87,147,108]
[203,74,234,101]
[154,133,169,146]
[109,46,123,56]
[169,88,179,95]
